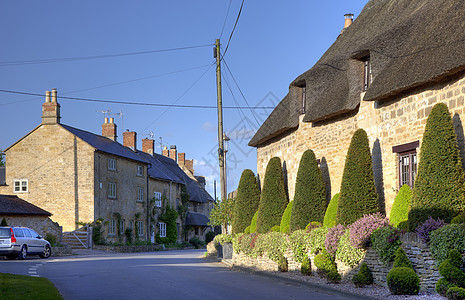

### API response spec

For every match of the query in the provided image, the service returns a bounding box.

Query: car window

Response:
[13,228,24,237]
[0,228,10,238]
[29,229,40,238]
[24,229,32,238]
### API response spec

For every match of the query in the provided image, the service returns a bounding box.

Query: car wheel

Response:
[18,245,27,260]
[40,245,51,259]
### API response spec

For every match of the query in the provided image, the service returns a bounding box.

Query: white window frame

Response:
[137,221,144,236]
[108,158,117,171]
[137,187,144,202]
[13,179,28,193]
[128,220,134,230]
[154,192,162,207]
[108,182,117,199]
[119,219,125,234]
[159,222,166,238]
[109,219,117,235]
[137,165,144,177]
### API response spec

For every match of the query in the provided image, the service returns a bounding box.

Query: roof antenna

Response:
[96,108,111,120]
[108,109,125,137]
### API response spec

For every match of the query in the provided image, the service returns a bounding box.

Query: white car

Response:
[0,226,52,259]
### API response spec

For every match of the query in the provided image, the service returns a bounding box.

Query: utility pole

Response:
[214,39,226,202]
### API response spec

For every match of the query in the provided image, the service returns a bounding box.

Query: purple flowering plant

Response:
[325,224,346,255]
[415,217,446,243]
[349,213,389,249]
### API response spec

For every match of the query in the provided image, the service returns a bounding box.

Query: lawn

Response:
[0,272,63,300]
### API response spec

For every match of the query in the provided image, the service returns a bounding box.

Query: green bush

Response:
[256,157,288,233]
[301,255,312,275]
[45,233,58,247]
[205,231,216,244]
[244,226,251,234]
[447,287,465,300]
[314,249,337,276]
[452,215,465,224]
[327,269,341,283]
[214,234,233,247]
[0,218,7,226]
[337,129,379,226]
[277,253,288,272]
[290,149,327,231]
[270,225,281,232]
[430,224,465,265]
[280,201,293,233]
[231,169,261,234]
[436,278,454,296]
[352,263,373,287]
[289,230,311,263]
[409,103,465,231]
[231,233,244,253]
[250,211,258,233]
[449,249,464,268]
[387,267,420,295]
[307,226,328,255]
[323,193,339,228]
[305,221,322,232]
[189,236,205,249]
[371,226,402,265]
[124,228,133,245]
[335,230,366,268]
[390,185,411,228]
[253,232,288,263]
[393,247,413,269]
[157,205,178,244]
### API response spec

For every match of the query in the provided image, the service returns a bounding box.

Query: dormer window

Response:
[363,56,371,91]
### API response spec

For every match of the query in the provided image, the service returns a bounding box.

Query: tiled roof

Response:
[137,151,184,184]
[185,212,210,226]
[0,194,52,216]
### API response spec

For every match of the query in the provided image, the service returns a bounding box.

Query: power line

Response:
[222,0,244,59]
[0,44,213,67]
[0,88,275,109]
[219,0,233,39]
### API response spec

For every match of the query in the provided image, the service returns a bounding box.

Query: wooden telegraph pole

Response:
[214,39,226,203]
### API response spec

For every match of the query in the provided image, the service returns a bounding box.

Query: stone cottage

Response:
[249,0,465,216]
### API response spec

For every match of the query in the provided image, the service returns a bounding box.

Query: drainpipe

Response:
[146,163,152,242]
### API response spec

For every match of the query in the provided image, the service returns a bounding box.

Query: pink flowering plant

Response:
[325,224,346,255]
[349,213,389,249]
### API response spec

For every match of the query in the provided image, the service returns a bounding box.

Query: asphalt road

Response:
[1,250,358,300]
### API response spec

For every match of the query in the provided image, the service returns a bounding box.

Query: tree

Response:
[0,149,4,167]
[256,157,288,233]
[336,129,379,226]
[390,185,411,228]
[208,197,235,234]
[409,103,465,230]
[290,149,327,231]
[280,201,293,233]
[231,169,261,234]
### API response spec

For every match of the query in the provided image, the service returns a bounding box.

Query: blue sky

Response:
[0,1,368,198]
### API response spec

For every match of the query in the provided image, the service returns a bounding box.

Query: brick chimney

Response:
[41,88,61,124]
[102,117,117,141]
[169,145,177,162]
[142,138,154,155]
[162,146,169,157]
[123,130,137,151]
[185,159,194,175]
[178,153,186,166]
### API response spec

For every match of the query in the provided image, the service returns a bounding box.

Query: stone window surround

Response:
[137,220,144,236]
[392,141,419,188]
[108,182,117,199]
[119,219,125,234]
[136,165,144,177]
[108,219,116,236]
[159,222,166,238]
[108,158,117,171]
[13,179,28,193]
[137,187,144,202]
[154,192,162,207]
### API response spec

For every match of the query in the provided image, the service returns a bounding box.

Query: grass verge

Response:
[0,272,63,300]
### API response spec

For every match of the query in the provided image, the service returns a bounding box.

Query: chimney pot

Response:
[344,13,354,29]
[104,117,108,124]
[41,89,61,124]
[102,117,117,141]
[123,130,137,151]
[45,91,51,102]
[109,117,114,124]
[169,145,177,162]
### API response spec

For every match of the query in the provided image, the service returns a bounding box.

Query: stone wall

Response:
[256,73,465,216]
[0,215,62,244]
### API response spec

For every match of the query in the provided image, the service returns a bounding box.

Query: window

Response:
[154,192,162,207]
[108,158,116,171]
[363,56,371,91]
[137,165,144,177]
[393,141,419,189]
[109,219,116,235]
[159,222,166,238]
[137,188,144,202]
[137,221,144,236]
[14,179,28,193]
[108,182,117,199]
[176,198,180,210]
[129,220,134,230]
[119,219,125,234]
[13,228,24,237]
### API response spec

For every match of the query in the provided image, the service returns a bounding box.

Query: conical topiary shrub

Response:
[323,193,339,228]
[231,169,261,234]
[390,185,412,228]
[256,157,288,233]
[336,129,379,226]
[409,103,465,231]
[280,201,293,233]
[290,149,327,231]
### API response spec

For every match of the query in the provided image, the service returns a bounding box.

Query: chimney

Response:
[185,159,194,175]
[343,13,354,31]
[41,88,61,124]
[102,117,117,141]
[123,130,137,151]
[178,153,186,166]
[169,145,177,162]
[142,138,154,155]
[162,146,169,157]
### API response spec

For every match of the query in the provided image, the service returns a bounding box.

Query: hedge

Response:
[390,185,411,228]
[323,193,339,228]
[231,169,261,234]
[280,201,293,233]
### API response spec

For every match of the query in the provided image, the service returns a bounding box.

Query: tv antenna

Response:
[96,108,111,120]
[108,109,125,136]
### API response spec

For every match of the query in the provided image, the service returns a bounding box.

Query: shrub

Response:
[387,267,420,295]
[314,249,337,276]
[189,236,205,249]
[157,205,178,244]
[270,225,281,232]
[124,228,133,244]
[323,193,339,228]
[348,213,388,249]
[325,224,345,255]
[301,255,312,275]
[439,260,465,285]
[250,211,258,233]
[430,224,465,265]
[371,226,402,265]
[451,214,465,224]
[327,269,341,283]
[45,233,58,247]
[289,230,311,263]
[352,263,373,287]
[447,287,465,300]
[254,232,288,263]
[436,278,454,296]
[409,103,465,231]
[305,221,322,232]
[205,231,215,244]
[0,218,7,226]
[290,149,327,231]
[214,234,233,247]
[337,129,379,226]
[231,233,244,253]
[448,249,464,268]
[415,217,446,244]
[390,185,411,228]
[393,247,413,269]
[280,201,293,233]
[336,230,366,267]
[231,169,261,234]
[307,226,328,255]
[256,157,288,233]
[277,253,288,272]
[244,226,251,234]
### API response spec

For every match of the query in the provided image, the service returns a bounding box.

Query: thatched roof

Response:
[250,0,465,147]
